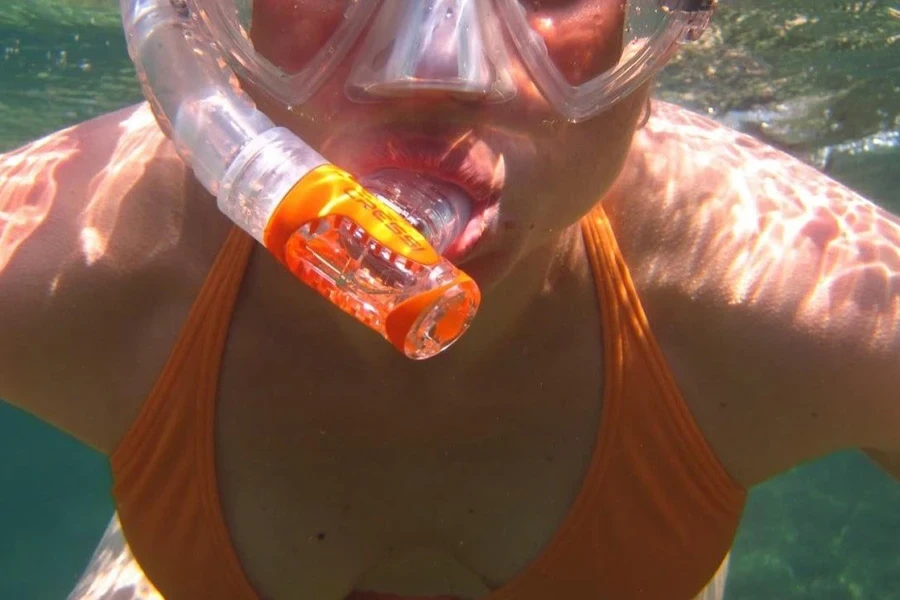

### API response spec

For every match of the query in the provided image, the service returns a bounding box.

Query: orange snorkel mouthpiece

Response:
[263,165,480,360]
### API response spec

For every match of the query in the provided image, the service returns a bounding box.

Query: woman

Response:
[1,1,898,599]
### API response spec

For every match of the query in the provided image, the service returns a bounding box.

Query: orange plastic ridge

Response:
[264,164,440,266]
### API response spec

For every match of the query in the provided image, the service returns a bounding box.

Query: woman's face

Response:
[247,0,650,284]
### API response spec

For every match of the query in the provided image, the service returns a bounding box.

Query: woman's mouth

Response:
[321,126,506,262]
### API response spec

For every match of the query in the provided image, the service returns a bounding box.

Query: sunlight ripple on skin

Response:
[78,104,171,266]
[621,102,900,350]
[0,129,78,272]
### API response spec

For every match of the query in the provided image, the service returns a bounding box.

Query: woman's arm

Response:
[0,104,190,452]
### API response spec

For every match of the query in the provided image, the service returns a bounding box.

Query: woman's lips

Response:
[442,200,500,262]
[321,127,506,261]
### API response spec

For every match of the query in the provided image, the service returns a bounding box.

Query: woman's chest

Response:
[211,334,605,599]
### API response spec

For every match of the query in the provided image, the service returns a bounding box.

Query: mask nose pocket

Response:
[345,0,517,102]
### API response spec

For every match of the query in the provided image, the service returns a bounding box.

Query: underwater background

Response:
[1,0,899,597]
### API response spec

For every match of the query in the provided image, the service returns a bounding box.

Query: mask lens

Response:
[245,0,356,75]
[206,0,367,82]
[517,0,627,86]
[517,0,680,87]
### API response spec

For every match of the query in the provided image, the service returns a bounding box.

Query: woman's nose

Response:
[345,0,516,103]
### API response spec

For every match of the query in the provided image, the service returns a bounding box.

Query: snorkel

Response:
[120,0,480,360]
[120,0,717,358]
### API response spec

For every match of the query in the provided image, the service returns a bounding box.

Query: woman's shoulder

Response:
[602,100,900,486]
[0,103,191,278]
[605,98,895,332]
[0,103,229,454]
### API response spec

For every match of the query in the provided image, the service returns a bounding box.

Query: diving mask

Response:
[191,0,716,122]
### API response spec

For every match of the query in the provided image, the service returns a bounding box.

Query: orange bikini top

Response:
[110,206,746,599]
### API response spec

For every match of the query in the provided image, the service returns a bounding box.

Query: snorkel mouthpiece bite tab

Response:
[262,165,480,359]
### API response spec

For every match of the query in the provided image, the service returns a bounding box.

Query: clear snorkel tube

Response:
[120,0,480,359]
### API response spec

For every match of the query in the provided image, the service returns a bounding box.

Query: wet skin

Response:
[3,2,900,599]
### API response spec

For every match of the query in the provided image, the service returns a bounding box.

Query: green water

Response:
[1,1,899,598]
